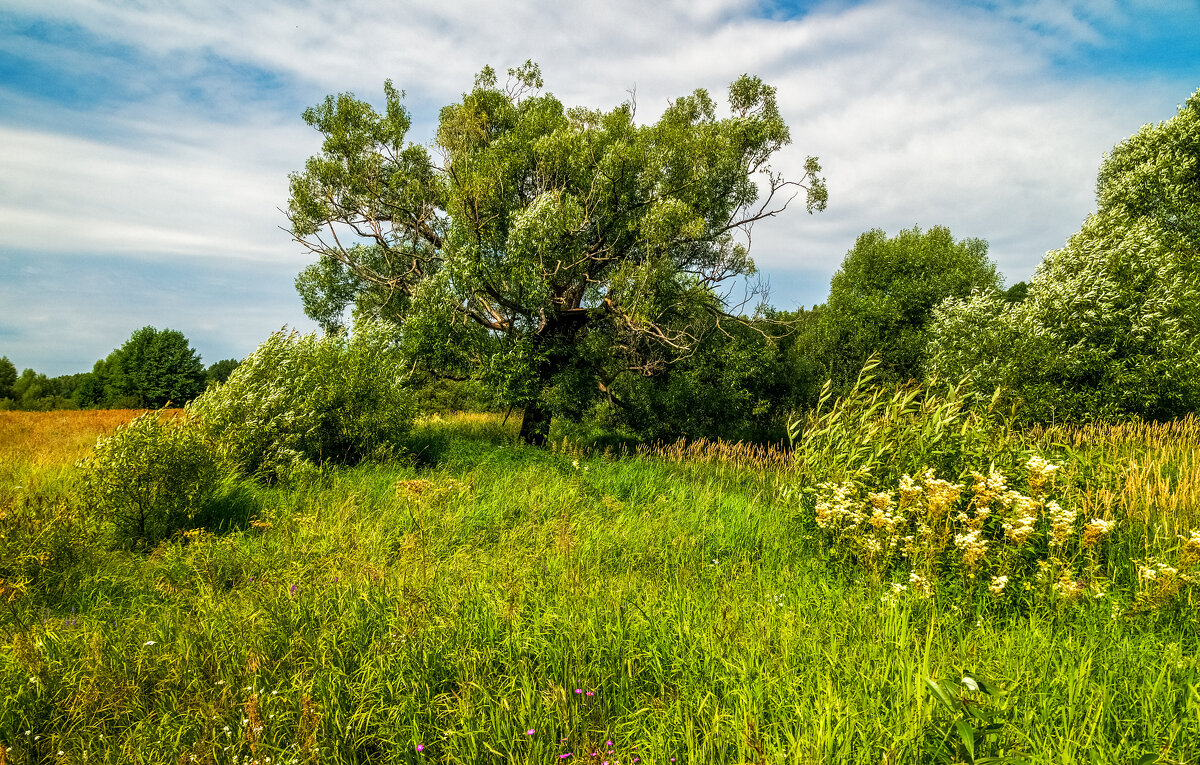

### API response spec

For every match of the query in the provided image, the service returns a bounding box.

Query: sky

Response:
[1,0,1197,376]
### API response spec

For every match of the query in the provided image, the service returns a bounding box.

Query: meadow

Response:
[1,410,1199,764]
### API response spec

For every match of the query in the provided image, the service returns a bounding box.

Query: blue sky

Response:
[1,0,1197,376]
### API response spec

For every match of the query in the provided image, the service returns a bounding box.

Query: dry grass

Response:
[0,409,180,468]
[1031,414,1200,543]
[630,437,794,472]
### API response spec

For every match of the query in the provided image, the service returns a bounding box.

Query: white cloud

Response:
[0,120,313,260]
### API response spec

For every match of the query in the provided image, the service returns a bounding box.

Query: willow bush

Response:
[78,411,221,548]
[189,319,415,482]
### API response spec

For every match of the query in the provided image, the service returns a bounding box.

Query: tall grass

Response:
[0,410,1198,763]
[1031,414,1200,541]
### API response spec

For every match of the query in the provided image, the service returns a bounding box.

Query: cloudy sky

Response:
[1,0,1197,375]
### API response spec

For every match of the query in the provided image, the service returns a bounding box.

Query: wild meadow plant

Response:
[811,455,1122,606]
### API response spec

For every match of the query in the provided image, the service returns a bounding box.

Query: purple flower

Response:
[289,583,298,596]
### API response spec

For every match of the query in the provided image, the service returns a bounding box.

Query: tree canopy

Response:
[102,327,207,408]
[928,88,1200,422]
[810,225,1000,393]
[288,62,826,443]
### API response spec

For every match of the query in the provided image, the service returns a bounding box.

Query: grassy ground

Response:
[1,411,1198,764]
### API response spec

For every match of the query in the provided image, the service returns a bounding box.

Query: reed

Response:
[1031,414,1200,548]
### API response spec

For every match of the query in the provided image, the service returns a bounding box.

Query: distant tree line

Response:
[0,327,238,411]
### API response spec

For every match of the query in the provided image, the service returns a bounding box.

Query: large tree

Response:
[104,327,207,408]
[812,225,1000,392]
[287,63,826,444]
[928,89,1200,422]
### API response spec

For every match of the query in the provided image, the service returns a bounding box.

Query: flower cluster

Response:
[810,456,1117,602]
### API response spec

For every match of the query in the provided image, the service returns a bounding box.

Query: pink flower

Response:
[526,729,536,735]
[416,744,424,752]
[575,688,582,694]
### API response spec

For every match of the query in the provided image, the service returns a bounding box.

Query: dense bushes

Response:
[188,320,415,481]
[588,313,821,443]
[75,321,415,546]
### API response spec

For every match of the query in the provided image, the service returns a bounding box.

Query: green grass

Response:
[2,416,1199,764]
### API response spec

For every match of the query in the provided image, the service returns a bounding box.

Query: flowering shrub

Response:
[812,455,1119,604]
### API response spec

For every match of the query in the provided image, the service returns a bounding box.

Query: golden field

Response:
[0,409,169,467]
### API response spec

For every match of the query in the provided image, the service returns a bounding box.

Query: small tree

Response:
[80,412,222,548]
[928,89,1200,422]
[812,226,1000,393]
[287,62,826,444]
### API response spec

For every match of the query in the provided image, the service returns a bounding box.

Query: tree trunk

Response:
[516,310,590,446]
[518,397,553,446]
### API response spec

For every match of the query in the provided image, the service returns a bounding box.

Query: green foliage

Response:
[928,89,1200,422]
[0,356,15,400]
[72,359,109,408]
[188,320,415,481]
[925,673,1017,764]
[287,63,826,443]
[104,326,207,408]
[788,358,1023,488]
[294,256,367,332]
[204,358,239,386]
[813,225,1000,393]
[79,411,223,548]
[10,368,50,410]
[589,312,821,443]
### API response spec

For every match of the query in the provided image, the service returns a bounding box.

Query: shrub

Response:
[79,411,222,548]
[188,320,415,481]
